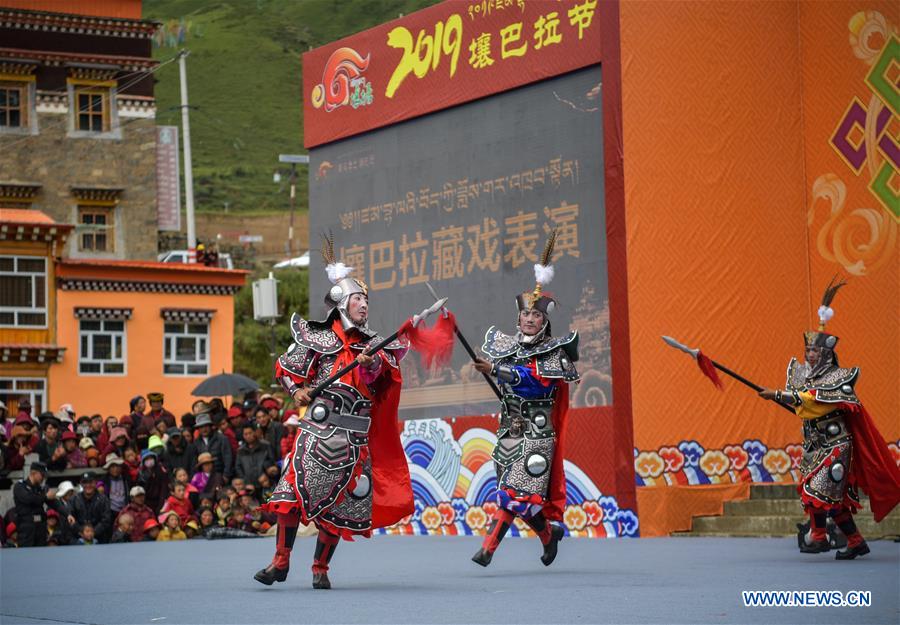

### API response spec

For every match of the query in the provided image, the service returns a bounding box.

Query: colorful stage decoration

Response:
[376,419,639,538]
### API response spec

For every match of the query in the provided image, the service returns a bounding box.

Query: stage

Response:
[1,536,897,625]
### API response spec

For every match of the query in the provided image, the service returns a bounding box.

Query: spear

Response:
[426,281,502,400]
[661,335,794,413]
[308,297,447,400]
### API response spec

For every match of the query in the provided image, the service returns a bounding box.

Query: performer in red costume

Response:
[758,279,900,559]
[254,236,414,589]
[470,231,578,567]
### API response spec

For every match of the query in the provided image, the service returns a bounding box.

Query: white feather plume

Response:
[326,262,352,284]
[817,305,834,324]
[533,263,555,286]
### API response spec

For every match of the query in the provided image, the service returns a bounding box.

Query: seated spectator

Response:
[184,519,200,539]
[54,481,79,545]
[214,493,231,526]
[281,411,300,459]
[122,448,140,482]
[75,415,92,438]
[142,518,160,542]
[161,482,194,526]
[63,431,87,469]
[110,514,134,543]
[4,417,37,473]
[230,477,245,495]
[89,415,104,446]
[147,434,165,455]
[138,449,168,514]
[198,507,217,531]
[190,452,223,495]
[4,522,17,548]
[72,472,112,544]
[116,486,154,543]
[85,448,101,468]
[103,455,131,516]
[101,427,130,464]
[46,509,61,543]
[134,426,151,453]
[156,511,186,541]
[172,467,199,508]
[77,522,95,545]
[257,470,275,502]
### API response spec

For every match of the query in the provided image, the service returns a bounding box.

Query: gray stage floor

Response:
[1,535,898,625]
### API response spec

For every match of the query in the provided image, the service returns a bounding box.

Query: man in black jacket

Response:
[35,415,67,471]
[235,423,274,487]
[162,427,191,475]
[71,472,112,544]
[188,413,233,483]
[13,462,63,547]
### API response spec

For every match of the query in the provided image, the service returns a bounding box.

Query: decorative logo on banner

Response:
[310,47,373,112]
[377,419,639,537]
[634,439,900,486]
[815,13,898,275]
[302,0,603,147]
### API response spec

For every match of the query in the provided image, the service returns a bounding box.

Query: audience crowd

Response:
[0,392,302,547]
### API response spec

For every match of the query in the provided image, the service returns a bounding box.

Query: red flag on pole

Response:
[696,351,724,390]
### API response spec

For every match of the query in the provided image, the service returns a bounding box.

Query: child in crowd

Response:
[156,511,186,541]
[77,523,95,545]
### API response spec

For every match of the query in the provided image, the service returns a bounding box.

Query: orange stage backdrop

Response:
[620,1,898,536]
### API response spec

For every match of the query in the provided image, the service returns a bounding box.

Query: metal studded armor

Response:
[784,358,861,511]
[267,313,407,535]
[481,326,579,505]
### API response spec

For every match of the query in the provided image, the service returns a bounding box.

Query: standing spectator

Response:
[161,482,194,526]
[75,415,92,438]
[56,404,76,433]
[226,404,246,440]
[88,415,104,445]
[157,511,186,541]
[162,427,191,476]
[235,423,273,487]
[256,398,284,452]
[63,431,87,468]
[134,426,151,452]
[85,448,101,468]
[13,462,62,547]
[72,472,112,544]
[116,486,154,542]
[129,396,153,435]
[137,449,168,514]
[147,434,165,456]
[35,415,67,471]
[188,412,233,483]
[1,399,13,439]
[103,455,130,516]
[280,411,300,459]
[218,413,238,457]
[4,415,38,473]
[110,514,134,543]
[100,427,130,464]
[147,393,177,428]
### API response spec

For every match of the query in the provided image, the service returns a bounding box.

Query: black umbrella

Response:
[191,372,259,398]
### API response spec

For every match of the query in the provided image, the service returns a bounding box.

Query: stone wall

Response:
[0,110,158,260]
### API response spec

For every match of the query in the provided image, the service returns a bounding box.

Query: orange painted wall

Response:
[49,289,235,419]
[620,0,898,480]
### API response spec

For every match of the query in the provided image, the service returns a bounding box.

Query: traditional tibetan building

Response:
[0,0,161,261]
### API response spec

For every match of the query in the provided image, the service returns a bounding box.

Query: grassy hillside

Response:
[143,0,438,214]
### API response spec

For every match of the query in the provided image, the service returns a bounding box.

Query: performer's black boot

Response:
[833,509,869,560]
[472,509,514,567]
[799,511,830,553]
[254,513,297,585]
[311,529,340,589]
[524,511,565,566]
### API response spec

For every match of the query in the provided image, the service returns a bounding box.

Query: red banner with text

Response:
[302,0,603,147]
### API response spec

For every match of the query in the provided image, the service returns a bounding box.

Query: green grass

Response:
[144,0,439,214]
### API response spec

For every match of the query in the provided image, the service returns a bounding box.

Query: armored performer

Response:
[471,231,578,567]
[758,279,900,560]
[254,236,413,589]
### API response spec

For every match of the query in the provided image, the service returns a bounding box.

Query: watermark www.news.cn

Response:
[742,590,871,608]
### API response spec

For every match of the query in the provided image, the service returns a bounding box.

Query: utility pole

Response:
[278,154,309,257]
[179,49,197,263]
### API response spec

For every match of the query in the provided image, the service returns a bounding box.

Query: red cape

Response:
[843,402,900,523]
[543,382,571,522]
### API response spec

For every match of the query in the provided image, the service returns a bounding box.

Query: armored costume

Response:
[773,279,900,559]
[256,241,413,588]
[472,231,578,567]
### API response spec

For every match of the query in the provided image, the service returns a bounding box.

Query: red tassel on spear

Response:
[661,335,793,413]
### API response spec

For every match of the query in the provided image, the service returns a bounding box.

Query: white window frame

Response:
[78,319,127,376]
[163,321,209,376]
[0,377,46,415]
[0,255,48,328]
